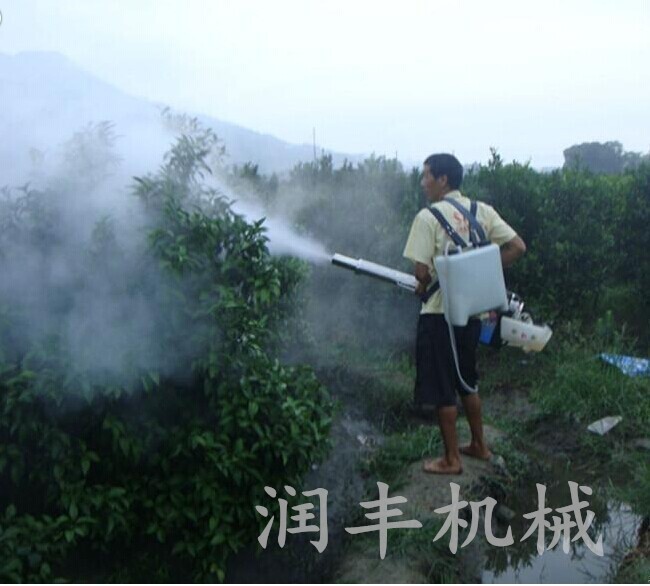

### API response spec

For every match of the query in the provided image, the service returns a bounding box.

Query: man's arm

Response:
[414,262,431,296]
[403,212,435,296]
[500,235,526,268]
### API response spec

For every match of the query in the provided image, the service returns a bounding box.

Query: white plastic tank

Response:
[434,243,508,326]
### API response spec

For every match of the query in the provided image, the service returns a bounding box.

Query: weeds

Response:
[388,518,457,582]
[614,557,650,584]
[340,518,457,583]
[529,332,650,436]
[615,457,650,517]
[490,437,544,486]
[362,426,441,489]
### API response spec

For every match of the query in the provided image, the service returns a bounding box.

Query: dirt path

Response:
[333,422,505,583]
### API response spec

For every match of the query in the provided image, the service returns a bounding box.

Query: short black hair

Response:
[423,153,463,189]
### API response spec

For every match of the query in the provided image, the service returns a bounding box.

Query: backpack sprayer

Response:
[331,198,552,393]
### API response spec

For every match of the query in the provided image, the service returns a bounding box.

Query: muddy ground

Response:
[333,421,506,584]
[226,361,647,583]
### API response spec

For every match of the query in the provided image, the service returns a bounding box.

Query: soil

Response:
[333,422,505,583]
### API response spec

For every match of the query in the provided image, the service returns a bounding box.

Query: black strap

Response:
[443,197,487,244]
[420,280,440,303]
[419,198,484,304]
[427,207,467,248]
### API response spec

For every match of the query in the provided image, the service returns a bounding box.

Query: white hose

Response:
[441,241,479,394]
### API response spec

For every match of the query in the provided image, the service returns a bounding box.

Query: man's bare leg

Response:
[423,405,463,474]
[459,393,492,460]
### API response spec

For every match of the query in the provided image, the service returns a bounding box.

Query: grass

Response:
[530,349,650,435]
[388,518,458,582]
[526,321,650,433]
[490,436,544,484]
[361,425,442,488]
[479,320,650,446]
[479,317,650,435]
[339,517,458,583]
[478,343,552,395]
[614,557,650,584]
[314,344,417,432]
[614,457,650,517]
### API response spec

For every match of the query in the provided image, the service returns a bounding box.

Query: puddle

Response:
[482,501,641,583]
[481,457,642,583]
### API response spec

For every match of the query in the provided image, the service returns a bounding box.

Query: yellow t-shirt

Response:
[403,190,518,314]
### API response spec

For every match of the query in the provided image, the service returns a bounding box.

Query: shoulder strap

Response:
[443,197,487,244]
[420,206,464,305]
[420,280,439,303]
[420,200,484,304]
[426,207,467,248]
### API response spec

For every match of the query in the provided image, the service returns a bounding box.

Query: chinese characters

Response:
[254,480,604,558]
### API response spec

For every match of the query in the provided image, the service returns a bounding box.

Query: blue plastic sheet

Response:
[599,353,650,377]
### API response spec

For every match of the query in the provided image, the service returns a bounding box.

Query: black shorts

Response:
[414,313,481,408]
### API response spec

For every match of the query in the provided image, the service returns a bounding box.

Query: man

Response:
[403,153,526,474]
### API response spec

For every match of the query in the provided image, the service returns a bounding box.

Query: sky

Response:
[1,0,649,167]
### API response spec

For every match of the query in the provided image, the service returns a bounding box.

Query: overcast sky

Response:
[1,0,649,167]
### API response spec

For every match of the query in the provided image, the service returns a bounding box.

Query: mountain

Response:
[0,50,367,183]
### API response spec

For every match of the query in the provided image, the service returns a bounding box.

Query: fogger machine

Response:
[331,252,552,354]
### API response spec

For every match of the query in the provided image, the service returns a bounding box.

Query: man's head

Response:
[421,153,463,202]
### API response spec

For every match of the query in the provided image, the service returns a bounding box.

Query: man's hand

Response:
[414,262,431,296]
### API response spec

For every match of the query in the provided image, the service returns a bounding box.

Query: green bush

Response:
[0,127,333,581]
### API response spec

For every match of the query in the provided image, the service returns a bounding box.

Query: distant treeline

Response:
[563,140,650,174]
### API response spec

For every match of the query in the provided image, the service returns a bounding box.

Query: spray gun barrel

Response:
[331,253,418,292]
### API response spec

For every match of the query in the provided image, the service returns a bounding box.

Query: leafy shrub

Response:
[0,126,333,581]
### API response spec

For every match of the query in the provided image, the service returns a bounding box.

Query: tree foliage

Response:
[563,140,649,174]
[0,126,333,581]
